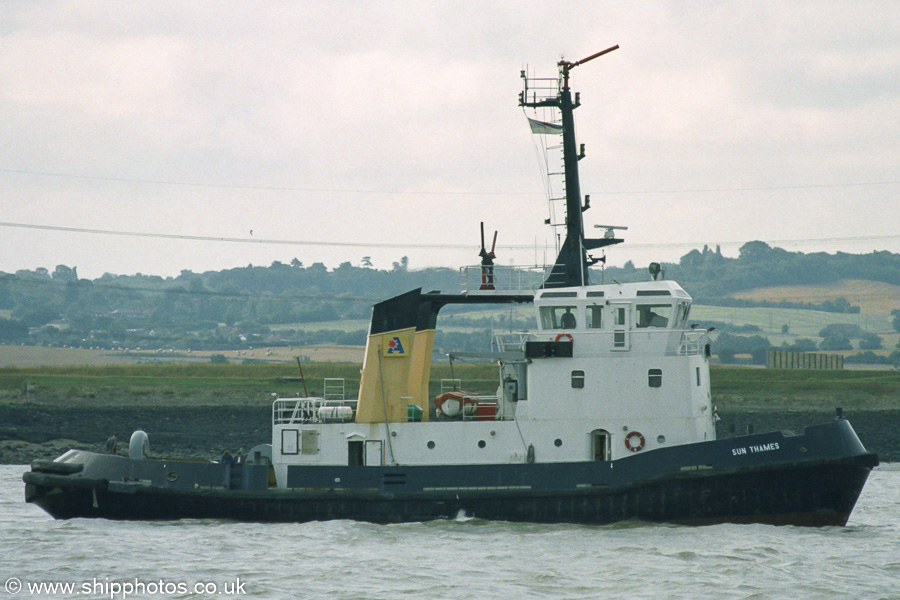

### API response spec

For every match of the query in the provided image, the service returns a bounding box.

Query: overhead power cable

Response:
[1,221,898,252]
[0,221,536,251]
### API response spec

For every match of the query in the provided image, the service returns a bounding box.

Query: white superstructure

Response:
[271,279,714,487]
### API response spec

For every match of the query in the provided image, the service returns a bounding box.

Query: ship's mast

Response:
[520,46,623,288]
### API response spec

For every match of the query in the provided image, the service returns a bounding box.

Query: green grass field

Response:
[0,362,500,407]
[710,364,900,408]
[692,305,894,341]
[1,362,897,411]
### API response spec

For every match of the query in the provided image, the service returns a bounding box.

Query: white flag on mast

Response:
[527,117,563,135]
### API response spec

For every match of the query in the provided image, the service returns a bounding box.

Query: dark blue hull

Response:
[24,420,878,526]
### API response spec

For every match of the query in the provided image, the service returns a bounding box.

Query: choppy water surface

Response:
[3,464,899,600]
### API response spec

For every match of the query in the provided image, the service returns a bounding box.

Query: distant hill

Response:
[1,243,898,365]
[731,279,900,315]
[599,241,900,307]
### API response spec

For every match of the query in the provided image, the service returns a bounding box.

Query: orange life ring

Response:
[625,431,645,452]
[554,333,574,343]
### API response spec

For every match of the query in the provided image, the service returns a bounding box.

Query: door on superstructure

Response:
[364,440,384,466]
[348,440,364,466]
[591,429,610,461]
[610,303,630,351]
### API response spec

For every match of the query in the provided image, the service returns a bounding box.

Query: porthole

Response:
[657,435,666,444]
[427,441,435,449]
[648,369,662,388]
[477,440,486,449]
[554,438,563,447]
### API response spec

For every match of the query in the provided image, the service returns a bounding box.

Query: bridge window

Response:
[586,305,602,329]
[540,306,578,330]
[636,304,671,328]
[676,302,691,327]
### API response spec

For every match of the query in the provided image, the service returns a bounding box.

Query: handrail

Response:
[497,328,708,356]
[459,264,557,294]
[492,333,533,352]
[273,398,355,425]
[323,378,346,400]
[678,330,709,356]
[461,394,499,421]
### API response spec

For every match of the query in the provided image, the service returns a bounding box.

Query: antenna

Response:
[559,45,619,90]
[521,46,623,288]
[295,356,309,397]
[594,224,628,239]
[478,222,497,290]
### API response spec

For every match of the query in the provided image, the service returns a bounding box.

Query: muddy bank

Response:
[0,405,269,464]
[1,404,896,464]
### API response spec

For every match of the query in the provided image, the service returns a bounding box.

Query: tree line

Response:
[1,242,898,366]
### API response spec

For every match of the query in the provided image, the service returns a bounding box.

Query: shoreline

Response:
[3,404,897,465]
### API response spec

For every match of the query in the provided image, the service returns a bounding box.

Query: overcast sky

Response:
[1,1,898,280]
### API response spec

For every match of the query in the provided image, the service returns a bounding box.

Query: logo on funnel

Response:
[387,336,405,355]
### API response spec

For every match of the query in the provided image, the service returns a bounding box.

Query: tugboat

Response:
[24,48,878,525]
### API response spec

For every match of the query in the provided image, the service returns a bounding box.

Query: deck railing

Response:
[323,378,346,400]
[273,398,355,425]
[458,264,557,294]
[677,330,708,356]
[495,329,709,356]
[492,333,533,352]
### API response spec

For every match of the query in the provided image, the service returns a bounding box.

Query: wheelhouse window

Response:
[675,302,691,328]
[540,306,578,330]
[613,307,627,348]
[586,305,602,329]
[636,304,671,328]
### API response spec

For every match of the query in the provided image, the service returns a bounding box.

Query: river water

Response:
[3,464,899,600]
